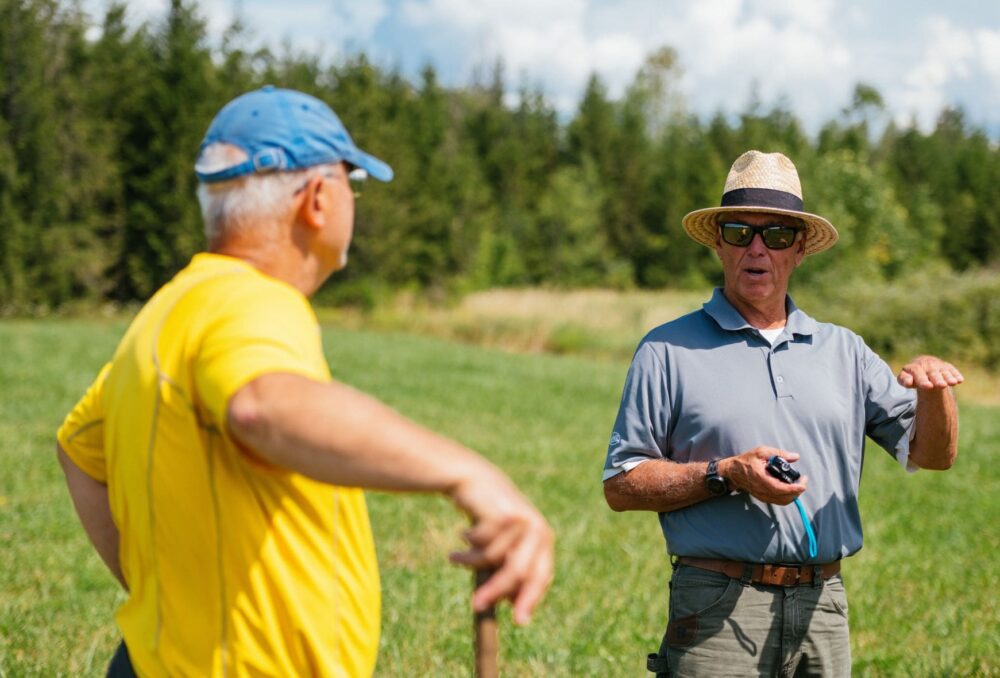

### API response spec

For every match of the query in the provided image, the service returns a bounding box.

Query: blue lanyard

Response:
[793,498,818,559]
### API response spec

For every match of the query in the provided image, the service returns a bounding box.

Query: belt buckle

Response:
[774,563,802,586]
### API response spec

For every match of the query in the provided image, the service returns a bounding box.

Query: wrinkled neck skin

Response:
[211,226,327,298]
[722,285,788,330]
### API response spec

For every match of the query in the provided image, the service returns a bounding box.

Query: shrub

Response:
[796,267,1000,369]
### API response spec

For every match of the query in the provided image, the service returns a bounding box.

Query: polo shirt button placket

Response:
[768,351,790,398]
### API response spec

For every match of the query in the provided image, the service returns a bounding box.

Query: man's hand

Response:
[897,355,964,390]
[897,355,961,469]
[447,472,554,627]
[719,446,807,505]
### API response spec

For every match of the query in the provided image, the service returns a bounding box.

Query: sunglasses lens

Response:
[761,227,797,249]
[721,223,799,249]
[721,223,753,246]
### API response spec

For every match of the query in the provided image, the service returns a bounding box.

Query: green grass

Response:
[1,318,998,676]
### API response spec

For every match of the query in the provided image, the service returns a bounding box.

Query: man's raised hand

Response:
[897,355,964,390]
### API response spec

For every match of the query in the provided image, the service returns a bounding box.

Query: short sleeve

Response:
[194,283,329,428]
[861,342,917,469]
[57,362,112,482]
[603,341,671,481]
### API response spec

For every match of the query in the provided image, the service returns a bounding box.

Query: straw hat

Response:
[682,150,838,255]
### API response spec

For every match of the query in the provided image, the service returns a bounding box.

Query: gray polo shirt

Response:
[603,288,916,564]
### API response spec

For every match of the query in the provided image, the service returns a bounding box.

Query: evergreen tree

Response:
[2,2,998,308]
[566,74,616,170]
[533,159,621,286]
[651,117,726,287]
[0,0,115,309]
[113,0,219,299]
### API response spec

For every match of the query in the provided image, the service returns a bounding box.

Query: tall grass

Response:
[327,278,1000,406]
[1,318,997,676]
[322,287,708,360]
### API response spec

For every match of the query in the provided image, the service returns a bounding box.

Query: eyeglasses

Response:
[292,163,367,198]
[720,222,801,250]
[346,165,367,198]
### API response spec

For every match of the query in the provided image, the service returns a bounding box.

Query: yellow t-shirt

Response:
[57,253,380,677]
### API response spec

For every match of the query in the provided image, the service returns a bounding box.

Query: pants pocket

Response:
[668,566,742,619]
[825,574,850,619]
[660,567,742,651]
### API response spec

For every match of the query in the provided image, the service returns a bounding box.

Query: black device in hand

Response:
[766,455,800,484]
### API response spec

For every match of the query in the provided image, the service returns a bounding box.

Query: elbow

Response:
[916,456,956,471]
[603,481,629,512]
[227,382,270,445]
[930,450,957,470]
[910,445,958,471]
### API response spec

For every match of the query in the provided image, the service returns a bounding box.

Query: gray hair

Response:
[195,143,337,246]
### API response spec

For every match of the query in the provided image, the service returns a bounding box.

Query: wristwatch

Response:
[705,459,729,496]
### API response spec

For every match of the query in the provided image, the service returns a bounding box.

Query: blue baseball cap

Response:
[195,85,393,183]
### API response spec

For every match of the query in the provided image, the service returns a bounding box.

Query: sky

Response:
[83,0,1000,137]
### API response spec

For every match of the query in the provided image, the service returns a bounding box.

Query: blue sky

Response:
[84,0,1000,137]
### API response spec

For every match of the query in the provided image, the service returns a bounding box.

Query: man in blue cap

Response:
[56,87,554,677]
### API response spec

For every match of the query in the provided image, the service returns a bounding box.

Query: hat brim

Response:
[682,206,838,256]
[343,148,394,182]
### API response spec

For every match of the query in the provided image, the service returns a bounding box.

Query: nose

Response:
[746,231,769,255]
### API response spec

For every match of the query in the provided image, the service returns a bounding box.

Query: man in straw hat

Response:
[56,86,553,677]
[602,150,961,676]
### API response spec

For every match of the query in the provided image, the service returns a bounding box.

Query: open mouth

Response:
[744,267,769,278]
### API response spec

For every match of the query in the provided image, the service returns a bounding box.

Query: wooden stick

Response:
[474,569,499,678]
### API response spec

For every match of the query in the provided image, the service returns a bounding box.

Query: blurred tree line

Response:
[2,0,999,314]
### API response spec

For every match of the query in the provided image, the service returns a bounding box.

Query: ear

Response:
[793,233,806,267]
[296,175,329,231]
[713,230,724,259]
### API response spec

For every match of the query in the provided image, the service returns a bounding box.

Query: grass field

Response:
[328,287,1000,407]
[1,317,998,676]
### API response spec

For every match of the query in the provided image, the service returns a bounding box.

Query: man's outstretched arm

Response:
[227,372,554,625]
[898,355,962,470]
[56,444,126,589]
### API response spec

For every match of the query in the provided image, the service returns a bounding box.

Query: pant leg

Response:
[655,565,786,677]
[789,575,851,678]
[106,640,137,678]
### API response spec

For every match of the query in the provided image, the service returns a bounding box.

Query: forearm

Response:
[228,373,509,498]
[908,388,959,470]
[56,444,126,588]
[603,459,713,512]
[603,447,807,512]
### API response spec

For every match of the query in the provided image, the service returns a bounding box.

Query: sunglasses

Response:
[720,222,801,250]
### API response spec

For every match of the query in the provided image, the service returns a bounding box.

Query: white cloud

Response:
[388,0,859,130]
[78,0,1000,137]
[629,0,855,127]
[892,16,1000,131]
[747,0,837,30]
[974,28,1000,79]
[397,0,641,111]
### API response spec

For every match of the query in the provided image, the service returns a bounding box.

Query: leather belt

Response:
[677,556,841,586]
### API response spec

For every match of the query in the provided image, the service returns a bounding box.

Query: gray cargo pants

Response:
[647,564,851,677]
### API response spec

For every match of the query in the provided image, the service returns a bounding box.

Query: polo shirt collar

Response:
[703,287,819,337]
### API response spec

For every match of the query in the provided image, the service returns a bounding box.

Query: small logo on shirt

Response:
[609,432,622,449]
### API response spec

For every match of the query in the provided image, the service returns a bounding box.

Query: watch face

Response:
[707,476,728,495]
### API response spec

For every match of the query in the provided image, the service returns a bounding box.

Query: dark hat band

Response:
[720,187,804,212]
